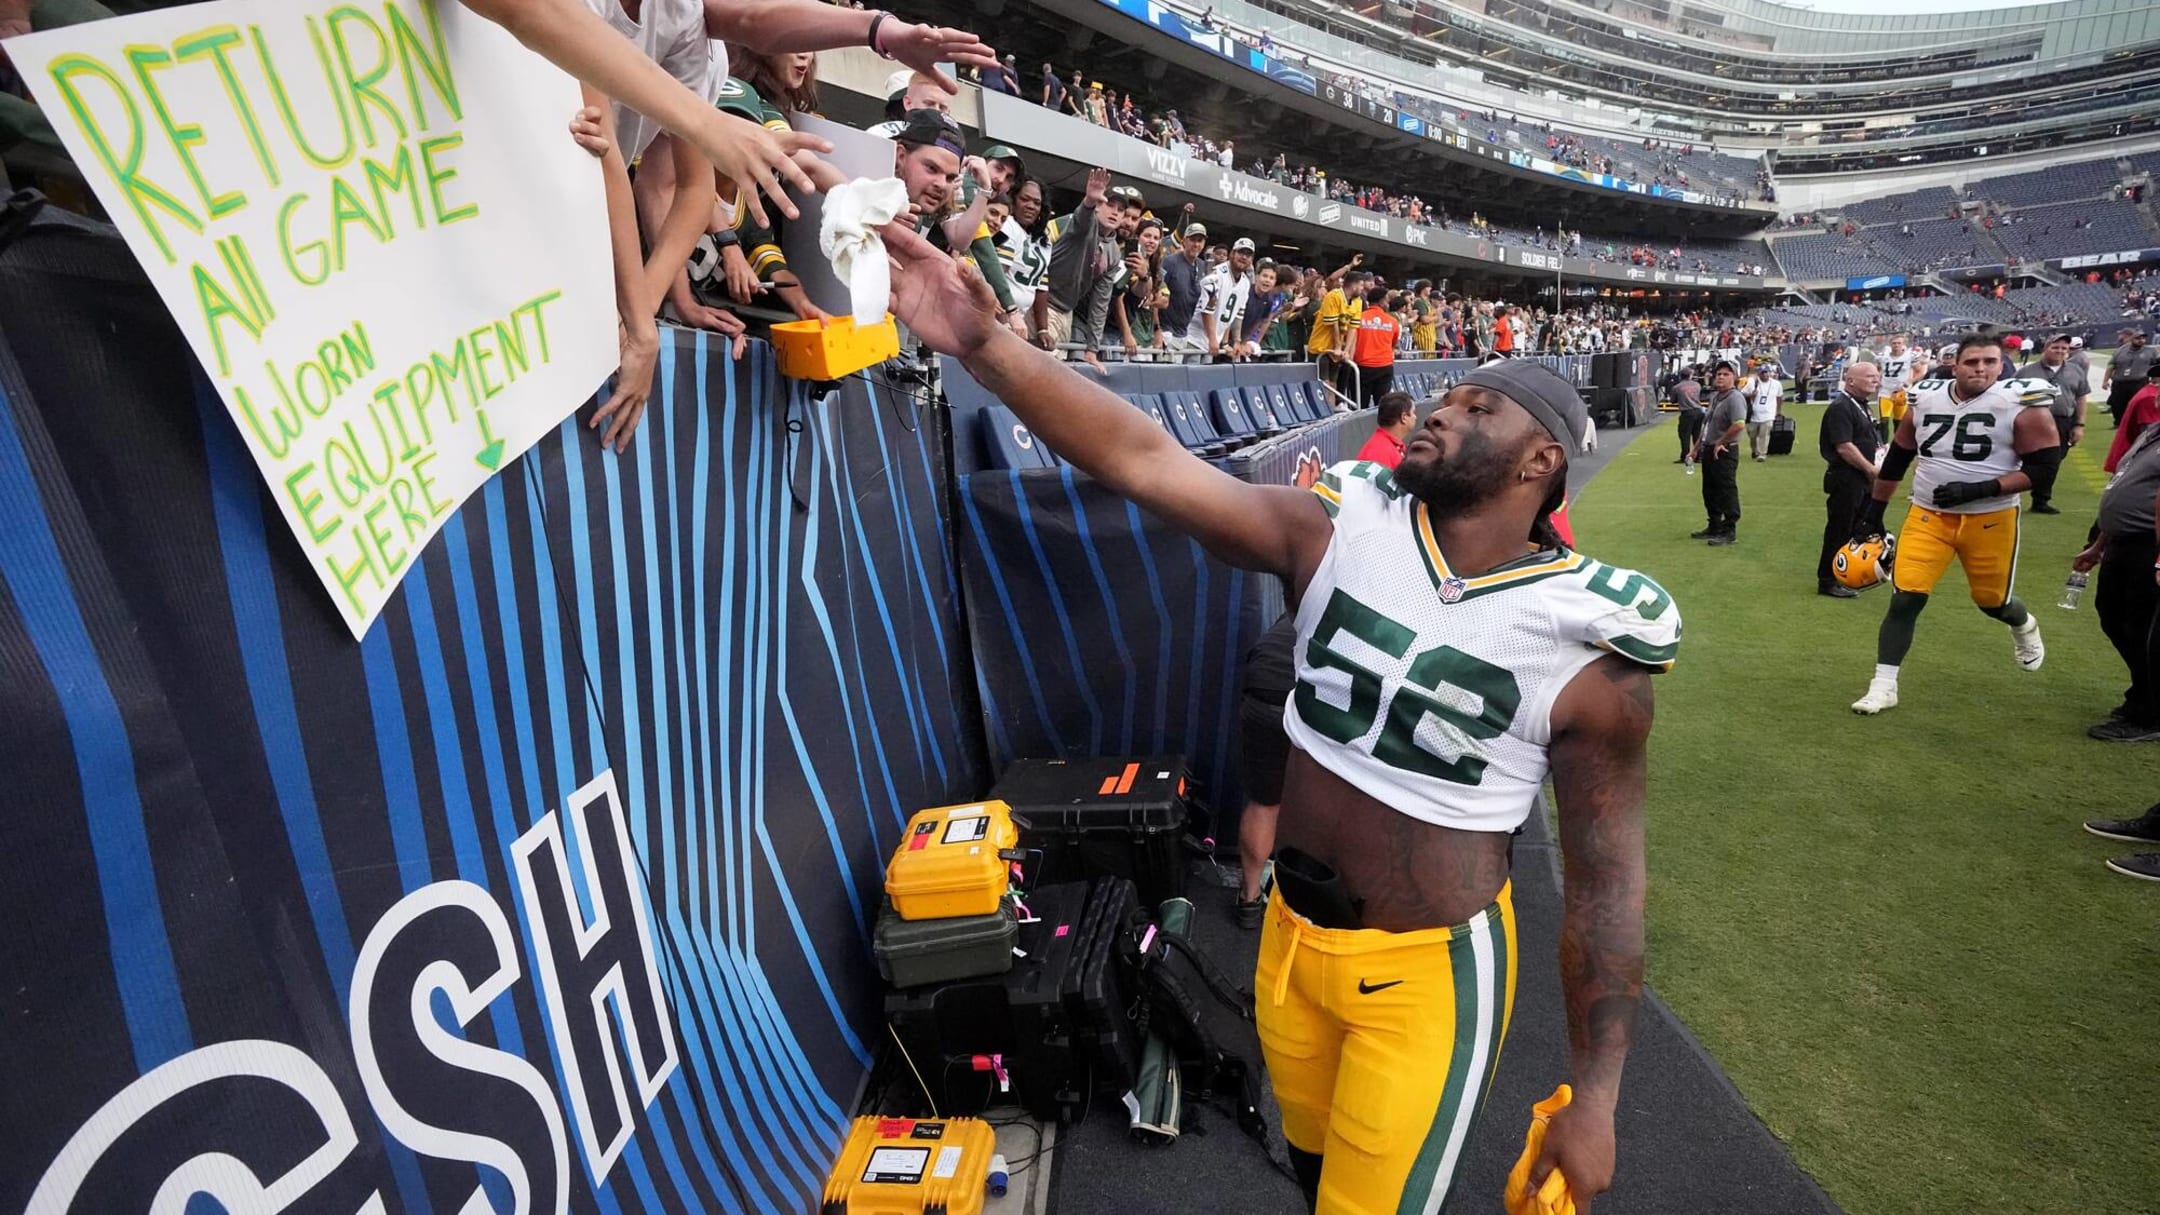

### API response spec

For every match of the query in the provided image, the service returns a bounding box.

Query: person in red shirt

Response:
[1355,391,1416,466]
[1351,285,1400,408]
[2106,381,2160,472]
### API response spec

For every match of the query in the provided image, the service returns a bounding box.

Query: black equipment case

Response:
[884,879,1139,1121]
[1769,413,1797,455]
[990,757,1193,905]
[1066,877,1141,1097]
[873,897,1018,989]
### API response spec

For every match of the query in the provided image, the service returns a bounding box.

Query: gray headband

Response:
[1456,360,1588,457]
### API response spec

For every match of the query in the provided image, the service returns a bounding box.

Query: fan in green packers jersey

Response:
[880,222,1679,1215]
[694,51,833,324]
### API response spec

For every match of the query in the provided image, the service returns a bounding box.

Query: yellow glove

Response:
[1503,1084,1580,1215]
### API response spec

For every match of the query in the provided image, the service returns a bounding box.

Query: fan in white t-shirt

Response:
[1744,365,1784,462]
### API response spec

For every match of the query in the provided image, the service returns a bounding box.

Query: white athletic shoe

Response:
[2012,618,2046,671]
[1851,678,1899,715]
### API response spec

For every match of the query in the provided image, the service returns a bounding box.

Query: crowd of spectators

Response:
[15,0,2145,432]
[1005,59,1444,226]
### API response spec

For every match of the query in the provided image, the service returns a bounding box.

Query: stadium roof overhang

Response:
[993,0,1778,228]
[819,53,1777,293]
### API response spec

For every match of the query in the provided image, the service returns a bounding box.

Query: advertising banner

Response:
[2054,249,2160,271]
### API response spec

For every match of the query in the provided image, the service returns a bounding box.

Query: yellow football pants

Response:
[1893,503,2020,607]
[1255,883,1518,1215]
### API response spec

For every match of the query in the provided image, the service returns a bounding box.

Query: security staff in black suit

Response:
[1817,361,1883,597]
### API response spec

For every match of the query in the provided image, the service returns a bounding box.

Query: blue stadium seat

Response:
[1180,391,1236,451]
[982,406,1056,469]
[1242,386,1284,434]
[1292,381,1327,422]
[1210,387,1257,440]
[1127,393,1173,433]
[1264,383,1303,427]
[1164,394,1226,456]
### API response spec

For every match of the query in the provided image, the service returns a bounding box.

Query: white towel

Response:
[819,177,911,327]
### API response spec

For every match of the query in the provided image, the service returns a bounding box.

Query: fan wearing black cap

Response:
[891,111,1024,335]
[881,222,1678,1215]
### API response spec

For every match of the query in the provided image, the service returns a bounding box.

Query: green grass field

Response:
[1568,401,2160,1215]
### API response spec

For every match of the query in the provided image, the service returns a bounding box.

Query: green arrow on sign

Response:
[474,409,505,471]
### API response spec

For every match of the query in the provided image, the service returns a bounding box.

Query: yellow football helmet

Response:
[1834,532,1896,590]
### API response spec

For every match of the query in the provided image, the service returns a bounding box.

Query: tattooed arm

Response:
[1535,653,1654,1205]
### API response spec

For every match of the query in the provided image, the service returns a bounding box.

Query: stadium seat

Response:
[1243,386,1285,434]
[1265,383,1304,426]
[1127,392,1173,433]
[1164,394,1227,456]
[1210,387,1257,440]
[982,406,1056,470]
[1287,382,1321,421]
[1181,391,1238,451]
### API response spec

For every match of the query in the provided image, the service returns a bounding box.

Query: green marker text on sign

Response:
[6,0,615,637]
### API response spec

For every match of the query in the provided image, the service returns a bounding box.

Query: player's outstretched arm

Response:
[1537,653,1654,1205]
[884,223,1331,583]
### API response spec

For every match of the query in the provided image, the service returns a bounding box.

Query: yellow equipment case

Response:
[820,1115,996,1215]
[884,801,1018,920]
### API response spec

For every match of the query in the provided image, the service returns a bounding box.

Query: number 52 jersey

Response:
[1286,462,1682,835]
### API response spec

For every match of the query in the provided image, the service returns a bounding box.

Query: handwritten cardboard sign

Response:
[5,0,615,637]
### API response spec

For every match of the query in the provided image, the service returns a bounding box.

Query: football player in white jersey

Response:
[1849,335,2057,714]
[881,223,1680,1215]
[1876,336,1918,444]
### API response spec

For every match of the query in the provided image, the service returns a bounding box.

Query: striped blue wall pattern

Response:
[0,216,984,1212]
[957,469,1270,837]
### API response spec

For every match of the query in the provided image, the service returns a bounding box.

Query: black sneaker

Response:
[1707,532,1737,546]
[1689,526,1718,539]
[2084,814,2160,844]
[2086,718,2160,742]
[1818,582,1858,598]
[2031,503,2062,515]
[2104,853,2160,882]
[1235,897,1265,929]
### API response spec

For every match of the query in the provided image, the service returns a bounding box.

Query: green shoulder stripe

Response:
[1603,634,1679,667]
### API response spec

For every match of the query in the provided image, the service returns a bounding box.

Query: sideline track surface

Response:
[1049,415,1841,1214]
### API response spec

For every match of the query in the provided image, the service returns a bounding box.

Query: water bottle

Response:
[2059,570,2089,610]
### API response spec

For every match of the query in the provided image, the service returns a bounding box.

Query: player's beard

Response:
[1394,428,1519,513]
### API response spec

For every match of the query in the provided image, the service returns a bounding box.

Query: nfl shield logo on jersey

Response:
[1438,576,1468,604]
